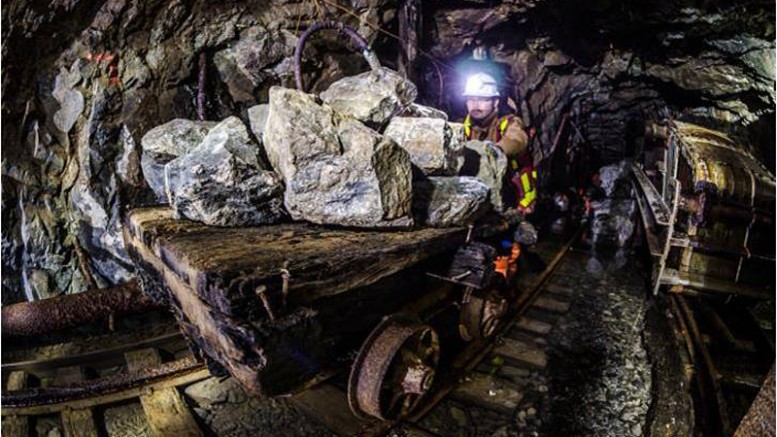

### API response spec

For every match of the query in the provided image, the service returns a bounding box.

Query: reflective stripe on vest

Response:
[519,171,537,208]
[463,115,509,141]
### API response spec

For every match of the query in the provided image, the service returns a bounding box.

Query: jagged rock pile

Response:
[141,117,284,227]
[141,67,498,228]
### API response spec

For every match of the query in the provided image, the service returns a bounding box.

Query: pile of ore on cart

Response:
[141,67,510,230]
[132,67,515,406]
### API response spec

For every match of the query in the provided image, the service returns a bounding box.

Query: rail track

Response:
[3,223,772,437]
[667,292,774,437]
[1,225,581,437]
[289,228,582,437]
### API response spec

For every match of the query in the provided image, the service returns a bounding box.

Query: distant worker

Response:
[461,72,537,215]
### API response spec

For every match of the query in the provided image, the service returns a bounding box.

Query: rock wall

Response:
[1,0,774,302]
[1,0,397,302]
[419,0,775,164]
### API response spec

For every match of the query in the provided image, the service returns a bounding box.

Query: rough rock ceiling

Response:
[1,0,774,302]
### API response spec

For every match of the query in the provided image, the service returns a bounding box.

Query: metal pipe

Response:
[293,21,381,92]
[2,281,159,338]
[2,356,202,409]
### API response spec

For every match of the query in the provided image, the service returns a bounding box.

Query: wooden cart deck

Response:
[124,207,470,395]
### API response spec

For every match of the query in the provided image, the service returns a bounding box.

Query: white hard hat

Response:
[462,73,500,98]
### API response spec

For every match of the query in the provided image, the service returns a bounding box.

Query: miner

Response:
[461,72,537,214]
[461,71,538,246]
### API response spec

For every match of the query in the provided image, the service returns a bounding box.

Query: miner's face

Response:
[466,97,499,122]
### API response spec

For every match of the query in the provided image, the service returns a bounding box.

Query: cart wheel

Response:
[348,314,440,421]
[459,292,508,341]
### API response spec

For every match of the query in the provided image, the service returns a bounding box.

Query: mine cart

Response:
[124,207,515,420]
[634,120,775,297]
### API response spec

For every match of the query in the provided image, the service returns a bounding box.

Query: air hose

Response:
[293,21,382,92]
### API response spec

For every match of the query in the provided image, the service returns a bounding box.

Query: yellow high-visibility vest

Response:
[518,169,538,209]
[463,114,537,209]
[463,115,510,141]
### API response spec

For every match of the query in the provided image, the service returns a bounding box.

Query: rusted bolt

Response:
[255,285,276,321]
[280,264,291,309]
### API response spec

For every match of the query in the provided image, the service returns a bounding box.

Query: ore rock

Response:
[164,117,284,227]
[383,117,464,176]
[413,176,491,227]
[399,103,449,120]
[264,86,413,227]
[459,140,509,212]
[319,67,417,129]
[247,104,270,144]
[141,119,216,203]
[213,26,298,103]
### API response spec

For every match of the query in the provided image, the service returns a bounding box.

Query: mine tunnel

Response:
[1,1,775,436]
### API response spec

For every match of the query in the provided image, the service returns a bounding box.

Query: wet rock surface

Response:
[141,119,216,203]
[418,248,656,437]
[164,125,285,226]
[265,86,413,227]
[413,176,491,227]
[383,117,464,176]
[460,140,509,211]
[589,161,638,254]
[542,257,652,437]
[319,67,417,129]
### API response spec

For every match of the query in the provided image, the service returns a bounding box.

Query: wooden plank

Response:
[451,373,524,414]
[125,349,203,437]
[62,408,99,437]
[126,207,466,318]
[126,216,455,397]
[532,296,570,314]
[126,232,271,395]
[493,337,547,369]
[6,371,27,391]
[3,372,29,437]
[542,282,573,297]
[54,366,100,437]
[514,316,553,335]
[1,416,29,437]
[291,383,370,436]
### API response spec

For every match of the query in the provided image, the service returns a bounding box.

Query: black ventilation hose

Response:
[294,21,382,92]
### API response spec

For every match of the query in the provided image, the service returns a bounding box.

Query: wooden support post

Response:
[2,371,29,437]
[54,366,100,437]
[125,349,203,437]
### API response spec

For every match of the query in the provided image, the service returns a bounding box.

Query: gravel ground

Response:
[541,251,652,437]
[184,376,335,437]
[418,246,654,437]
